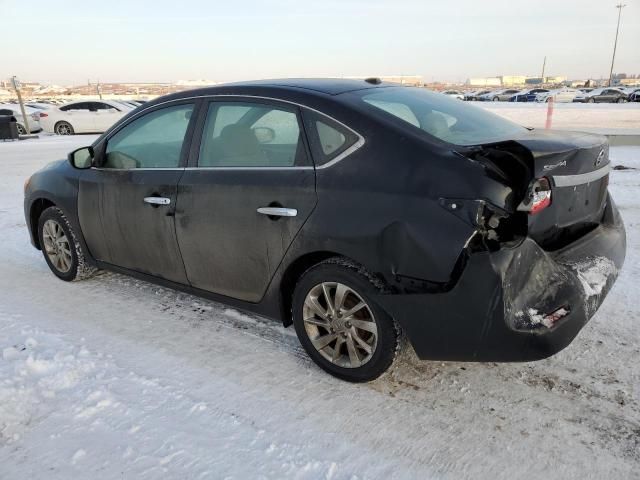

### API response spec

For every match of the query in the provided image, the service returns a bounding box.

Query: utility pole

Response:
[609,3,626,87]
[11,76,30,135]
[540,56,546,85]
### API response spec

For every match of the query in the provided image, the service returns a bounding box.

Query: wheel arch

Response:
[279,251,346,326]
[29,198,57,249]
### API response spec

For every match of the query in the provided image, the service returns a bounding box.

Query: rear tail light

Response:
[530,177,552,214]
[39,112,48,118]
[518,177,552,215]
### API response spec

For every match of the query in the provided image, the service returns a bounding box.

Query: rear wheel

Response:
[37,206,97,281]
[492,97,499,101]
[292,258,400,382]
[588,97,595,103]
[16,124,26,135]
[617,97,627,103]
[55,121,74,135]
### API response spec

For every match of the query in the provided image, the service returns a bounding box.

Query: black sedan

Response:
[24,79,626,382]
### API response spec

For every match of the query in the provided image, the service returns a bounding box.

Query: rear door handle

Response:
[144,197,171,206]
[257,207,297,217]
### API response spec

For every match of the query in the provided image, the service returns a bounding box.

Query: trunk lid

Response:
[513,130,610,250]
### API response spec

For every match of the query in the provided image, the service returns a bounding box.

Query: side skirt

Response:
[94,260,283,323]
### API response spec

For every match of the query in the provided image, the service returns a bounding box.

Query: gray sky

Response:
[2,0,639,85]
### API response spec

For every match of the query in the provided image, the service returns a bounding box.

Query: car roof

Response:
[219,78,391,95]
[158,79,392,103]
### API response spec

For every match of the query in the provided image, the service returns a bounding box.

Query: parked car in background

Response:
[573,88,629,103]
[0,104,42,134]
[441,90,464,100]
[478,89,521,101]
[508,88,549,102]
[536,88,581,103]
[464,89,491,101]
[23,79,626,382]
[25,102,55,111]
[38,100,134,135]
[628,89,640,102]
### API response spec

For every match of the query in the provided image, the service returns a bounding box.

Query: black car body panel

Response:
[25,79,626,363]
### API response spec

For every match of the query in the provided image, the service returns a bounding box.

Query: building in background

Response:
[466,77,502,87]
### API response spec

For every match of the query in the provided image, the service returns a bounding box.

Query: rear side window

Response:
[198,102,309,167]
[316,121,346,155]
[103,104,194,169]
[60,103,88,111]
[303,111,360,166]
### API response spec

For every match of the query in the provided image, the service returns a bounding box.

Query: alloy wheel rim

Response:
[303,282,378,368]
[42,219,72,273]
[57,124,71,135]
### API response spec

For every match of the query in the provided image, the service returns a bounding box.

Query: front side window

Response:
[354,87,526,146]
[103,103,193,169]
[199,102,308,167]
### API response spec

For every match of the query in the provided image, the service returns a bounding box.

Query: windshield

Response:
[352,87,526,146]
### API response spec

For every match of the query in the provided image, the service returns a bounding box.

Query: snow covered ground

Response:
[478,102,640,134]
[0,135,639,479]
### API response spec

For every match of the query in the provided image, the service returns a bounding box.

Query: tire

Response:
[37,206,98,282]
[492,97,499,101]
[16,124,26,135]
[588,97,595,103]
[617,97,626,103]
[55,121,74,135]
[292,257,400,382]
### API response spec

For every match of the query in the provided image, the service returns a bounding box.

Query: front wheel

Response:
[55,121,74,135]
[37,206,97,281]
[292,258,400,382]
[588,97,595,103]
[617,97,627,103]
[492,97,499,101]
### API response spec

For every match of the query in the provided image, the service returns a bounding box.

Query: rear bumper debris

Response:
[375,193,626,361]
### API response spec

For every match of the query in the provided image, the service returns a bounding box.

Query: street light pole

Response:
[608,3,626,87]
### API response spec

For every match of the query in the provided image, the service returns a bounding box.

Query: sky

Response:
[1,0,639,85]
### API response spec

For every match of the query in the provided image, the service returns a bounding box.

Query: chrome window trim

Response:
[552,164,611,187]
[111,94,365,170]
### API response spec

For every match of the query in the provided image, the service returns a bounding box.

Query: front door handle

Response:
[257,207,297,217]
[144,197,171,206]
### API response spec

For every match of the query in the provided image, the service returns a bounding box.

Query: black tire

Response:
[37,206,97,281]
[16,124,26,135]
[55,121,74,135]
[588,97,595,103]
[292,257,400,382]
[492,97,499,101]
[617,97,626,103]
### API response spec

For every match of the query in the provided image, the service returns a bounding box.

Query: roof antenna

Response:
[364,77,382,85]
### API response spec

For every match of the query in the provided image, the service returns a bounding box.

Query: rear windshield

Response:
[352,87,526,146]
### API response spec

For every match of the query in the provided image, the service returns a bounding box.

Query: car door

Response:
[77,100,198,283]
[175,99,317,302]
[91,101,124,132]
[61,102,96,133]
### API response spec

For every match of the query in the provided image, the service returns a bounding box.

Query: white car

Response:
[441,90,464,100]
[0,104,42,134]
[38,100,133,135]
[536,88,581,103]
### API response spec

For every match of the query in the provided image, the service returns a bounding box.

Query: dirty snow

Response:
[0,134,639,479]
[566,256,619,298]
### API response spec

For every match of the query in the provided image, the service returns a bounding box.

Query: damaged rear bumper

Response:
[375,194,626,362]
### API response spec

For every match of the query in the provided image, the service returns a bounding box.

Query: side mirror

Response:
[68,146,94,169]
[253,126,276,144]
